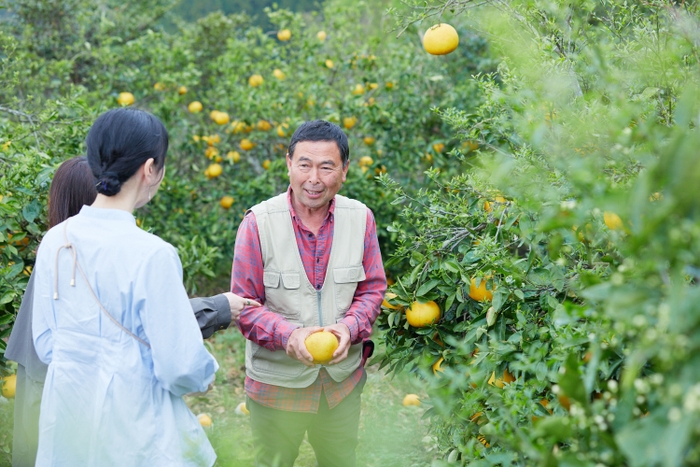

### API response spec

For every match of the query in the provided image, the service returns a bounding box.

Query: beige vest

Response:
[245,193,368,388]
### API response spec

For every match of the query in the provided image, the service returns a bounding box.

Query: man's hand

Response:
[324,323,351,365]
[286,326,322,366]
[223,292,261,322]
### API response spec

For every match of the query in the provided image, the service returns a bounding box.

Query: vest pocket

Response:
[263,270,301,320]
[333,266,366,315]
[251,342,306,378]
[326,343,362,381]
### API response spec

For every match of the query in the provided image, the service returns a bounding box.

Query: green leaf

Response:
[492,290,505,313]
[486,306,496,326]
[416,279,440,297]
[533,416,573,442]
[22,200,41,223]
[6,262,24,280]
[443,260,461,274]
[558,353,588,408]
[0,291,16,306]
[444,293,455,313]
[616,412,694,467]
[0,311,16,325]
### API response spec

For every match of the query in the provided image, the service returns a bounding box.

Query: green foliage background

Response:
[169,0,321,29]
[3,0,700,466]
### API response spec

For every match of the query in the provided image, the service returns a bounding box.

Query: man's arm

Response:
[333,209,387,350]
[231,212,299,351]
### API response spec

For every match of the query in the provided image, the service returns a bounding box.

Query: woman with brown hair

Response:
[5,156,96,466]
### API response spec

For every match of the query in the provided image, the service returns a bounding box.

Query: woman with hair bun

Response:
[7,155,257,466]
[30,108,224,466]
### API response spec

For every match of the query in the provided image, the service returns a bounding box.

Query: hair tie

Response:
[96,171,121,195]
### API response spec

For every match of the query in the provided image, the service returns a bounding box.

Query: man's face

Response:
[287,140,348,213]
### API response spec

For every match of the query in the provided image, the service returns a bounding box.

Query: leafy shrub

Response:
[379,1,700,465]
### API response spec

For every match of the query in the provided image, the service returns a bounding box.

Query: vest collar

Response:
[286,186,336,229]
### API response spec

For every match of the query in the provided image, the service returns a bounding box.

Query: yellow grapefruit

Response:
[240,139,255,151]
[235,402,250,415]
[359,156,374,167]
[423,23,459,55]
[220,196,234,209]
[381,292,402,310]
[277,29,291,41]
[432,357,445,375]
[276,123,289,137]
[211,111,230,125]
[343,116,357,129]
[249,74,264,87]
[226,151,241,163]
[1,374,16,398]
[117,92,135,106]
[206,163,223,179]
[406,300,441,327]
[488,369,516,389]
[352,83,366,95]
[469,277,494,302]
[204,146,219,159]
[188,101,203,113]
[604,211,623,230]
[197,413,212,427]
[273,68,286,80]
[305,331,339,364]
[257,120,272,131]
[402,394,421,406]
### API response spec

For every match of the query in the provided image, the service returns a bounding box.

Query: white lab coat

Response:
[32,206,218,466]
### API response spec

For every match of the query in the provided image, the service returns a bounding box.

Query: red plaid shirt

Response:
[231,188,386,412]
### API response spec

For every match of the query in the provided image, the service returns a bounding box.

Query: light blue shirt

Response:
[32,206,218,466]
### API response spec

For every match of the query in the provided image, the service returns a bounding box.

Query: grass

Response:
[0,328,438,467]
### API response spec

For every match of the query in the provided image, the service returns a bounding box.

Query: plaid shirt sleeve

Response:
[231,212,299,351]
[339,208,387,345]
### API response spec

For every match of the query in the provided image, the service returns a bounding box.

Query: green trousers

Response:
[248,374,365,467]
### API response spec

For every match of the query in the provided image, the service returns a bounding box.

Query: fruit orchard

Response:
[2,0,700,466]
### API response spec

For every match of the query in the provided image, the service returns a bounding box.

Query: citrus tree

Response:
[377,1,700,465]
[0,0,493,374]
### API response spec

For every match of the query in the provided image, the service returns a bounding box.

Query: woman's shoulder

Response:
[37,219,71,249]
[42,214,176,258]
[121,225,177,252]
[128,226,177,256]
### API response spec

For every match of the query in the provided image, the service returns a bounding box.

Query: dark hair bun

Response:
[96,171,121,196]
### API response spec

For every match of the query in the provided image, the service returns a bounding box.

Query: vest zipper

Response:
[317,290,323,327]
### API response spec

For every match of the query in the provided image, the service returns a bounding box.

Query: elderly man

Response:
[231,120,386,467]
